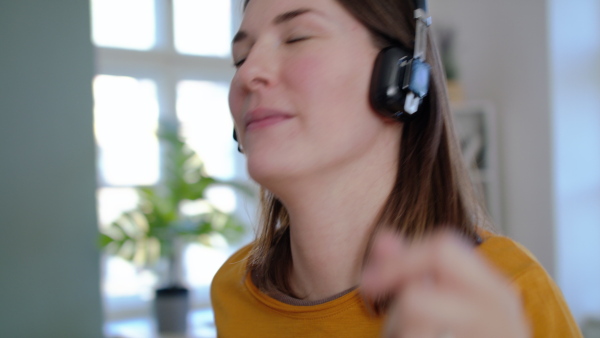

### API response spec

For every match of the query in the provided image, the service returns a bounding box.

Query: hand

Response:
[361,230,530,338]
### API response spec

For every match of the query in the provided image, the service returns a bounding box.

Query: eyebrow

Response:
[232,8,314,45]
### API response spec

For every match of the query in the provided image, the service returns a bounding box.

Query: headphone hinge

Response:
[413,9,431,61]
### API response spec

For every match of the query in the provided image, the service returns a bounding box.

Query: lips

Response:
[244,108,294,131]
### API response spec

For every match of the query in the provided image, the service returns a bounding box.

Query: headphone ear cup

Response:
[370,46,418,122]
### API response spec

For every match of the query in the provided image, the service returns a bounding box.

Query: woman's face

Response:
[229,0,400,185]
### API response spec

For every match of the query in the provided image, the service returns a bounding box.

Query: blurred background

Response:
[0,0,598,337]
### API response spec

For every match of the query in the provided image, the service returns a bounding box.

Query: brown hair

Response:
[241,0,491,301]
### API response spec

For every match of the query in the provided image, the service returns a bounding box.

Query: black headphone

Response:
[233,129,242,153]
[233,0,432,150]
[369,0,432,121]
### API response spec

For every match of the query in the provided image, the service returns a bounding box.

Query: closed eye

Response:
[286,36,310,44]
[233,37,310,68]
[233,58,246,68]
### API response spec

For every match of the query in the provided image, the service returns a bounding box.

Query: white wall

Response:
[0,1,103,336]
[430,0,600,323]
[549,0,600,322]
[430,0,555,274]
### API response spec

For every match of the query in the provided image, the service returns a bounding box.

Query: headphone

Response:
[233,0,432,150]
[369,0,432,122]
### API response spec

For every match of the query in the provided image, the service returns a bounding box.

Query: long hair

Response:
[241,0,491,300]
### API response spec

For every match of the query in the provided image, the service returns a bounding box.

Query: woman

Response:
[211,0,582,336]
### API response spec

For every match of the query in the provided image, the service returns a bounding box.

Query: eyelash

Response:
[286,36,309,44]
[234,59,246,68]
[233,36,310,68]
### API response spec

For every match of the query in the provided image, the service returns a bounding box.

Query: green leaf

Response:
[98,233,115,248]
[98,124,254,268]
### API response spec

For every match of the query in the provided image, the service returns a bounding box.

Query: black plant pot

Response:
[154,286,190,334]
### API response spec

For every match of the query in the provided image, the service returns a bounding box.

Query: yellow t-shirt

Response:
[211,232,582,337]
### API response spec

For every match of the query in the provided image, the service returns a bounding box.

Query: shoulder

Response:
[476,230,583,337]
[224,242,254,266]
[211,243,254,290]
[211,243,262,335]
[476,230,541,282]
[210,243,255,318]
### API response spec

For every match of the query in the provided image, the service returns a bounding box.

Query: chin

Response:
[245,148,306,188]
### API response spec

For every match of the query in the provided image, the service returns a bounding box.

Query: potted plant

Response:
[99,127,252,333]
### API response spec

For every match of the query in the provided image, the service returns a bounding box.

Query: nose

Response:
[235,42,277,92]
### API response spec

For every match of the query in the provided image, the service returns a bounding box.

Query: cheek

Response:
[228,82,245,125]
[286,54,362,109]
[227,88,238,116]
[285,56,323,92]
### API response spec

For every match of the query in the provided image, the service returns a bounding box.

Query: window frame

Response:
[93,0,247,321]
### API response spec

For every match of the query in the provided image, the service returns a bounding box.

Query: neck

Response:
[269,133,400,301]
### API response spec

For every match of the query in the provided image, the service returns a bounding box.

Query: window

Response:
[91,0,251,326]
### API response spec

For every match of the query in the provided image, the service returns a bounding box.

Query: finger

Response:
[362,230,507,301]
[384,281,458,338]
[390,278,528,338]
[392,281,477,337]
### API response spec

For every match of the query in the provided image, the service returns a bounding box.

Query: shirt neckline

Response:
[244,272,366,318]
